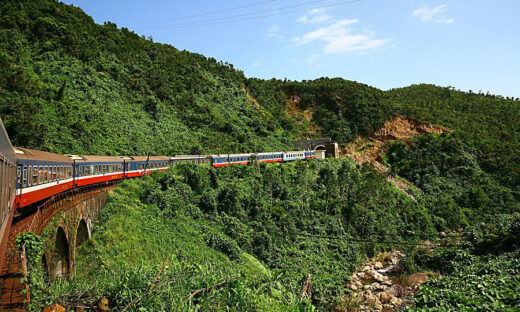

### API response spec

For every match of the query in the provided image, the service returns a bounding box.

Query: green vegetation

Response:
[27,160,436,310]
[407,213,520,311]
[1,0,519,311]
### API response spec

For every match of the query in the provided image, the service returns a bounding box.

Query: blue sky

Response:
[63,0,520,97]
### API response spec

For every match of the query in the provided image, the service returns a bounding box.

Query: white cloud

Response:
[293,19,389,54]
[413,4,454,24]
[267,25,284,40]
[297,8,332,24]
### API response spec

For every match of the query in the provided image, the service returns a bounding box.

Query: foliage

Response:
[15,232,43,267]
[26,159,436,311]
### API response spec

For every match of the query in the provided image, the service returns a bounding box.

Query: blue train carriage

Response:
[255,152,284,163]
[305,150,317,159]
[70,155,124,187]
[282,151,306,162]
[16,148,74,209]
[126,156,170,178]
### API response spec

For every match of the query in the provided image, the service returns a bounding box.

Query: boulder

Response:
[366,294,379,305]
[374,303,383,310]
[43,304,65,312]
[390,296,402,305]
[98,298,109,312]
[378,291,392,303]
[374,261,384,269]
[349,284,358,291]
[373,272,385,282]
[408,273,429,286]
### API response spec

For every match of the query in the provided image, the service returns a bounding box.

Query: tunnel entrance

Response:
[76,219,89,247]
[314,145,326,150]
[54,227,70,277]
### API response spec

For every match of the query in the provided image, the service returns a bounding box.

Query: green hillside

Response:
[2,1,520,311]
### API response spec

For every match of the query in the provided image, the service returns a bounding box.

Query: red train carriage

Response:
[15,148,74,209]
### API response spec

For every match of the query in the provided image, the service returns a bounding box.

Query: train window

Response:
[32,166,38,185]
[16,166,20,185]
[27,166,32,186]
[22,166,27,187]
[85,166,90,176]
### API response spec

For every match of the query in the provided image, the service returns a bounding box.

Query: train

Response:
[14,150,316,210]
[0,117,317,266]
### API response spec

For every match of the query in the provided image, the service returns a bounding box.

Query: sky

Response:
[62,0,520,98]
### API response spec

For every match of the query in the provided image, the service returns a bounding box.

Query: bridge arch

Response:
[76,219,90,247]
[54,227,70,277]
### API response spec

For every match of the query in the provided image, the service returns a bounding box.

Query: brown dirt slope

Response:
[342,116,450,197]
[284,94,322,139]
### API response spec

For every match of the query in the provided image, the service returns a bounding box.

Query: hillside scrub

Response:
[26,159,438,310]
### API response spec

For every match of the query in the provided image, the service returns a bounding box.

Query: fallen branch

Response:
[301,274,312,301]
[187,276,242,302]
[122,256,169,312]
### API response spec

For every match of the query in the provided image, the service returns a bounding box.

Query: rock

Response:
[349,284,358,291]
[357,272,366,279]
[440,231,447,237]
[408,273,429,286]
[366,294,379,305]
[98,298,109,312]
[373,272,385,282]
[390,297,401,305]
[374,303,383,310]
[362,265,372,272]
[372,282,385,290]
[378,291,392,303]
[43,304,65,312]
[383,280,392,286]
[374,261,384,269]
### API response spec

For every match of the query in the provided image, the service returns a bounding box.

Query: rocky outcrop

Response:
[343,250,432,311]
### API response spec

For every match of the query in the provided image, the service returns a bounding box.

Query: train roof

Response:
[170,155,210,159]
[73,155,125,163]
[0,119,16,164]
[129,156,170,161]
[14,148,73,163]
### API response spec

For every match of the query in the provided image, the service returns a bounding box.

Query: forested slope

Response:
[2,1,520,311]
[0,0,298,155]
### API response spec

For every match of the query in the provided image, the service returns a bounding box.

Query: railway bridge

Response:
[0,182,117,309]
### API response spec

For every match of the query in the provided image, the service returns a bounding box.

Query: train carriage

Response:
[305,150,317,159]
[170,155,211,166]
[0,119,17,266]
[70,155,125,187]
[126,156,170,178]
[211,152,284,167]
[282,151,306,162]
[15,148,74,209]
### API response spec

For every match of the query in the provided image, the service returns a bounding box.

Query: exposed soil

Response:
[285,94,322,138]
[341,116,450,197]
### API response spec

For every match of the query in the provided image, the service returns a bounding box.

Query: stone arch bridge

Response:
[0,182,117,309]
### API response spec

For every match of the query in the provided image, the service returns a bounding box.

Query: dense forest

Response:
[1,0,519,311]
